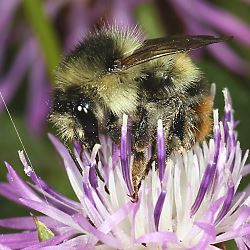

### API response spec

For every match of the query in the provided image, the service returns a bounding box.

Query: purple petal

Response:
[222,88,234,138]
[120,115,133,196]
[0,216,63,230]
[30,180,81,214]
[213,111,221,162]
[83,182,96,208]
[89,144,101,189]
[72,213,122,249]
[0,183,24,204]
[111,0,135,27]
[205,197,225,221]
[0,39,34,111]
[191,111,220,215]
[195,221,216,238]
[157,119,166,182]
[89,166,98,189]
[0,244,11,250]
[235,237,249,250]
[64,1,89,52]
[242,164,250,177]
[191,0,250,46]
[191,160,216,215]
[172,0,250,46]
[208,44,249,75]
[190,222,215,250]
[0,0,21,70]
[169,1,206,59]
[19,198,82,231]
[131,196,141,242]
[170,0,250,75]
[39,235,92,250]
[4,162,42,202]
[44,0,67,18]
[26,57,50,134]
[154,191,166,230]
[0,30,9,72]
[23,230,76,250]
[98,201,135,233]
[73,141,83,158]
[48,134,84,201]
[0,1,21,30]
[73,140,91,169]
[0,231,38,249]
[232,205,250,231]
[0,231,37,243]
[48,134,79,174]
[215,225,250,242]
[215,178,235,224]
[48,134,66,153]
[19,150,81,212]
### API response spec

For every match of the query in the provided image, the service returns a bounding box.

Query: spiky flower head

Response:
[0,89,249,249]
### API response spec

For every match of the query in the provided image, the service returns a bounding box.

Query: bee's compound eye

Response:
[76,104,89,114]
[73,101,99,146]
[77,105,83,112]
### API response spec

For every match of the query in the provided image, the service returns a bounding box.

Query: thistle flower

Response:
[0,89,249,249]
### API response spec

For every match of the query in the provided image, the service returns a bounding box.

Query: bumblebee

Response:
[50,25,226,192]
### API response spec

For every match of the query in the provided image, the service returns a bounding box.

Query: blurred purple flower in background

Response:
[169,0,250,75]
[0,0,141,134]
[0,0,50,134]
[0,0,249,135]
[0,89,249,249]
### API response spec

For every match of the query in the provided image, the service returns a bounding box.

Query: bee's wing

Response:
[119,35,230,70]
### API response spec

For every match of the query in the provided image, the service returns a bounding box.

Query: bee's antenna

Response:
[0,91,49,205]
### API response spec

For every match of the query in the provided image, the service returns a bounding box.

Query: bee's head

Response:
[49,86,100,147]
[53,27,142,116]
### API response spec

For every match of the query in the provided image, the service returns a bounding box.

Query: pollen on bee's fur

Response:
[49,113,77,142]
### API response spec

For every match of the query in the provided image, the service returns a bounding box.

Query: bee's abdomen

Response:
[193,95,213,142]
[186,77,210,98]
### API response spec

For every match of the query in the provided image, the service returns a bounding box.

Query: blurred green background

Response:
[0,1,249,249]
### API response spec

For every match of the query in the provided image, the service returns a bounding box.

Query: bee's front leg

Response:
[131,151,146,201]
[131,106,151,201]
